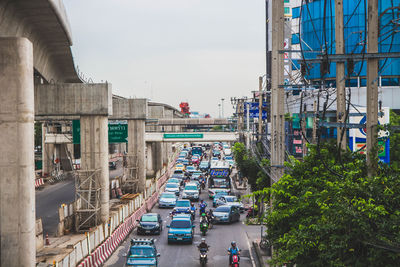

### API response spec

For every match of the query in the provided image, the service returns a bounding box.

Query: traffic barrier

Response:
[74,153,178,267]
[35,178,44,188]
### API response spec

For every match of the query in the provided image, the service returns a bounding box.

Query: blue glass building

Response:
[292,0,400,86]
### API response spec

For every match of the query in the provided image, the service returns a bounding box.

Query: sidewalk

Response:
[247,227,271,267]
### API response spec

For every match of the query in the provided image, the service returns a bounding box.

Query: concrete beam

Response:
[0,1,80,82]
[145,132,238,142]
[35,83,112,118]
[110,98,147,120]
[153,118,230,125]
[0,37,35,267]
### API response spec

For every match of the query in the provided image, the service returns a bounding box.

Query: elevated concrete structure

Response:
[145,132,238,142]
[111,98,148,194]
[0,37,35,267]
[0,0,81,82]
[35,83,112,118]
[151,118,230,125]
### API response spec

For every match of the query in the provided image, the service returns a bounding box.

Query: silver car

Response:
[164,182,180,196]
[182,184,199,201]
[158,192,177,208]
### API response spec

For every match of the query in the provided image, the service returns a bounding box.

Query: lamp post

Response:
[221,98,225,118]
[218,104,221,118]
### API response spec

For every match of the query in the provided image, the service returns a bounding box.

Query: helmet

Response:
[201,238,206,243]
[231,241,236,247]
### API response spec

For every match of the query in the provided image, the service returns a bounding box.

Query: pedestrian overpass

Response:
[145,132,238,142]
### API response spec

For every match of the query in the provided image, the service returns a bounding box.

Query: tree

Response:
[260,143,400,266]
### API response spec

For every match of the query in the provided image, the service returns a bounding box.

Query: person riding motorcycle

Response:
[190,203,196,219]
[199,200,207,216]
[228,241,240,266]
[198,238,209,250]
[206,209,214,224]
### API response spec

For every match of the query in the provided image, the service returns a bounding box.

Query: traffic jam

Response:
[123,143,248,267]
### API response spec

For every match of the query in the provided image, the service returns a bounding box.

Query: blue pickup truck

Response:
[167,214,195,244]
[124,239,160,267]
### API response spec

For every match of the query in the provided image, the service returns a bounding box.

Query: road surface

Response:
[36,159,124,236]
[104,181,259,267]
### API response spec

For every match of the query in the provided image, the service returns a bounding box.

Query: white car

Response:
[182,184,199,201]
[215,195,245,212]
[165,182,180,196]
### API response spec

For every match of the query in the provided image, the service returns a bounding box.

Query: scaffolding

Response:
[122,154,139,193]
[75,169,101,232]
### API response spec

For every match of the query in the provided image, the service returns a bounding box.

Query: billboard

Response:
[348,107,390,163]
[244,102,267,120]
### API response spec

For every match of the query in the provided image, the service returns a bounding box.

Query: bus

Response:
[191,146,203,157]
[208,161,231,198]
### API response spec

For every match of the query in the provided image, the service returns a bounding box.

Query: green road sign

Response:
[72,120,128,144]
[163,133,204,139]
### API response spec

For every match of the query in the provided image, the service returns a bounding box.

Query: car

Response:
[173,199,191,214]
[191,171,203,181]
[212,150,221,157]
[167,178,181,185]
[164,183,180,196]
[213,191,229,207]
[125,239,160,266]
[213,205,240,223]
[109,161,117,170]
[181,159,190,166]
[215,196,245,212]
[158,192,177,208]
[199,161,210,172]
[176,158,183,164]
[167,215,195,244]
[175,164,185,171]
[137,213,163,235]
[208,188,230,199]
[186,165,196,175]
[191,155,200,165]
[182,184,200,201]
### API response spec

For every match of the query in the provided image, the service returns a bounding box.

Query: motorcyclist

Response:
[199,200,207,216]
[206,209,214,223]
[198,238,210,251]
[228,241,240,266]
[190,203,196,219]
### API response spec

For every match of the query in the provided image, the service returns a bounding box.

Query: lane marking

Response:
[245,232,257,267]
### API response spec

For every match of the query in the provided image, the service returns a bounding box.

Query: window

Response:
[284,0,290,2]
[284,7,290,14]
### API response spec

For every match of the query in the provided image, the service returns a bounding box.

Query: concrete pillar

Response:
[153,142,163,174]
[162,143,168,167]
[80,115,109,223]
[0,37,35,267]
[146,142,154,177]
[128,119,146,193]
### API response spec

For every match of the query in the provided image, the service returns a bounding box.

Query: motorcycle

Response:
[228,249,241,267]
[246,207,258,218]
[200,180,206,190]
[200,217,208,236]
[190,209,196,221]
[199,247,209,266]
[206,213,214,229]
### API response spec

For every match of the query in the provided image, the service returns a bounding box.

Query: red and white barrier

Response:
[35,178,44,188]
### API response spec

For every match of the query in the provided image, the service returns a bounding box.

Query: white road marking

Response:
[245,232,257,267]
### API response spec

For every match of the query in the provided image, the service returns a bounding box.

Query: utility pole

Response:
[302,104,307,157]
[335,0,347,150]
[367,0,379,176]
[258,76,263,141]
[312,100,318,144]
[221,98,225,118]
[246,102,250,150]
[270,0,285,182]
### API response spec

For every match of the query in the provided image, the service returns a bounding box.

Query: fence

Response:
[51,149,179,267]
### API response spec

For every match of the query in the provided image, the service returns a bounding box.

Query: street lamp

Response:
[218,104,221,118]
[221,98,225,118]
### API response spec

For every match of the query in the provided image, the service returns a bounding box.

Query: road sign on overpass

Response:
[146,132,238,142]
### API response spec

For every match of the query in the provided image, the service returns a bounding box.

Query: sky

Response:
[64,0,266,118]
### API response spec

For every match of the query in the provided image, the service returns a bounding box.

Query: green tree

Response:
[389,110,400,169]
[260,143,400,266]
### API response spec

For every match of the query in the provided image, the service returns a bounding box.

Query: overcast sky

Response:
[64,0,265,117]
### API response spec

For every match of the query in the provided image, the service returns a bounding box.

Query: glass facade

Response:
[297,0,400,80]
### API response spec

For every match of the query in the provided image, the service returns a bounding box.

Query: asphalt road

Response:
[104,183,258,267]
[36,159,124,236]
